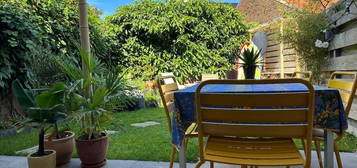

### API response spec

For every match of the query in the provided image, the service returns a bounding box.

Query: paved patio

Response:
[1,151,357,168]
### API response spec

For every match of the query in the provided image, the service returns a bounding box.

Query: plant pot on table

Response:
[226,70,238,79]
[44,131,75,166]
[27,150,56,168]
[75,133,108,168]
[243,65,257,79]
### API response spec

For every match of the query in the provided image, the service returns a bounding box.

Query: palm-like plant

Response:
[57,50,129,140]
[238,48,263,66]
[12,81,67,156]
[238,47,263,79]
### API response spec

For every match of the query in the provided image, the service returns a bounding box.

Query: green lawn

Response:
[1,107,357,162]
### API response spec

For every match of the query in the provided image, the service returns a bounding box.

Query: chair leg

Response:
[169,146,176,168]
[184,137,189,149]
[195,160,205,168]
[334,142,343,168]
[301,138,307,155]
[210,161,214,168]
[315,140,324,168]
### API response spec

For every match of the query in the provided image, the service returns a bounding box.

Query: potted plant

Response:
[238,47,262,79]
[57,51,126,168]
[38,83,75,166]
[12,81,75,166]
[12,81,68,168]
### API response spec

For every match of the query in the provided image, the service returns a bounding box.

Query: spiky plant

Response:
[238,48,263,66]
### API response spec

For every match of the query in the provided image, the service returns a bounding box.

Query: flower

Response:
[315,40,329,48]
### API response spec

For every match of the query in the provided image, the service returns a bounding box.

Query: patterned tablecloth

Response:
[172,83,348,148]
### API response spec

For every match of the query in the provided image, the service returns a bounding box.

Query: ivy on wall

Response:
[0,0,106,93]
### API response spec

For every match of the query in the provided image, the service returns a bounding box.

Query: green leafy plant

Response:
[282,9,329,83]
[0,0,107,94]
[0,2,42,95]
[238,48,263,66]
[57,50,131,140]
[144,89,160,108]
[104,0,248,82]
[12,80,67,156]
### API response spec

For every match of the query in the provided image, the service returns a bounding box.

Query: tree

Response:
[104,0,248,82]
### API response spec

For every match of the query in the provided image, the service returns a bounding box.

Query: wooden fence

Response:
[326,0,357,134]
[249,0,357,135]
[249,19,299,79]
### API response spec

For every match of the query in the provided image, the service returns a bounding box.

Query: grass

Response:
[0,107,357,162]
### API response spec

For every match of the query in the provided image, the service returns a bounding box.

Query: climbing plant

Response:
[282,10,329,83]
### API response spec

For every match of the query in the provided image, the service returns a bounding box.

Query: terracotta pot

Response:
[44,131,75,166]
[226,70,238,79]
[75,134,108,168]
[243,65,256,79]
[27,150,56,168]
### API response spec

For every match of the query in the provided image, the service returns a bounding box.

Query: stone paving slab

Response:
[130,121,160,128]
[15,146,38,155]
[1,151,357,168]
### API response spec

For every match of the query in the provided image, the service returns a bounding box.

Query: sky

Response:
[88,0,240,17]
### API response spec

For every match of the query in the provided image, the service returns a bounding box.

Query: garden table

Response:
[173,83,348,168]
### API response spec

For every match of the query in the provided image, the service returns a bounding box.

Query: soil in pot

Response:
[76,133,108,168]
[27,150,56,168]
[45,131,75,166]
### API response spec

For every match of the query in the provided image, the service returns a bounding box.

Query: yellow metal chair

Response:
[294,71,312,82]
[313,72,357,168]
[194,79,314,168]
[202,74,219,81]
[157,74,198,168]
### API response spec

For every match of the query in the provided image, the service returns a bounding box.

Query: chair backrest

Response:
[202,74,219,81]
[157,73,179,132]
[293,71,312,82]
[327,72,357,116]
[196,79,314,164]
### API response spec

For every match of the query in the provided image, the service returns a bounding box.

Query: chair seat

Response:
[204,137,304,166]
[185,123,198,137]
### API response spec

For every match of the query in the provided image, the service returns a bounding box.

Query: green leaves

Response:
[238,48,262,66]
[282,9,329,83]
[104,0,248,82]
[12,80,67,125]
[27,104,66,124]
[1,0,106,93]
[90,87,108,108]
[35,82,67,108]
[11,80,35,109]
[0,2,42,95]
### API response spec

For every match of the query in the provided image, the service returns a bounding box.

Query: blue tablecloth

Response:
[172,83,348,148]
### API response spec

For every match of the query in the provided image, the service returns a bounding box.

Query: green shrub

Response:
[0,2,42,95]
[0,0,107,93]
[282,10,329,83]
[104,0,248,82]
